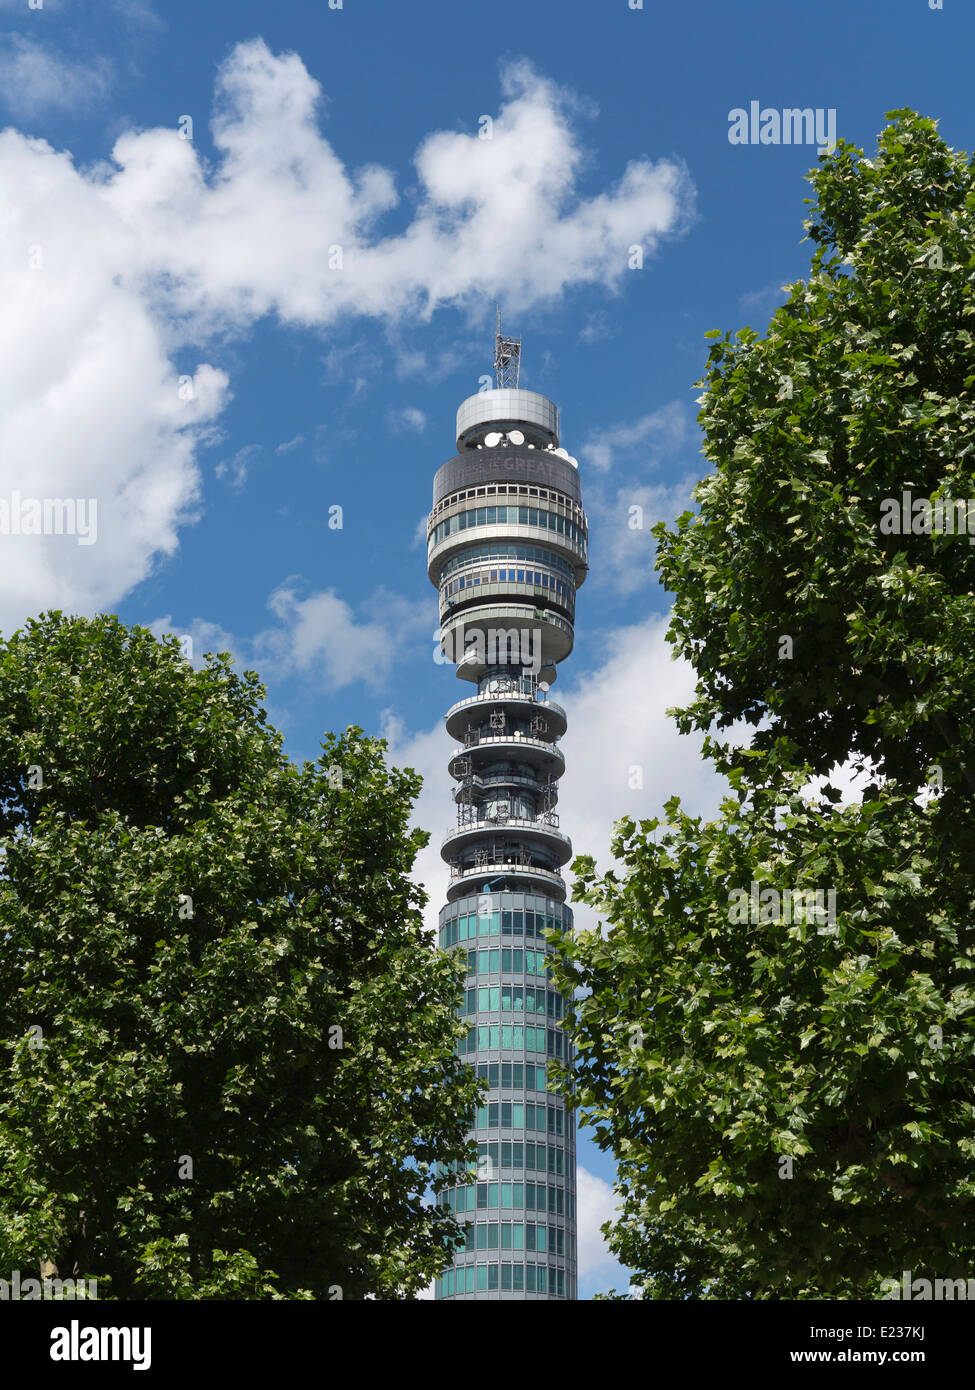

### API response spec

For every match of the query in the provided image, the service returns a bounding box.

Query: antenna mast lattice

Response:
[494,306,522,389]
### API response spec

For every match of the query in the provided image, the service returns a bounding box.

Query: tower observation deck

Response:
[430,327,586,1300]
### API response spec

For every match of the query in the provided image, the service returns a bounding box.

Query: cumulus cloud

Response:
[0,36,692,639]
[253,582,429,695]
[576,1165,624,1288]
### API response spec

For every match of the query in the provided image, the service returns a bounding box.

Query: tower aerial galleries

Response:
[429,325,587,1300]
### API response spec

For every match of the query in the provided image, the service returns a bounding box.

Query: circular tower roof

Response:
[456,389,559,451]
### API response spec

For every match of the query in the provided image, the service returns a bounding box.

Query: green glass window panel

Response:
[501,1225,512,1249]
[525,1142,535,1170]
[512,1183,523,1209]
[478,988,488,1011]
[490,1026,499,1049]
[526,1223,536,1251]
[513,1265,524,1291]
[512,1224,524,1250]
[501,1264,512,1291]
[476,1106,487,1129]
[512,1104,524,1129]
[537,1225,548,1252]
[501,949,512,972]
[466,1266,475,1293]
[477,1265,487,1291]
[490,950,500,972]
[488,1103,498,1127]
[477,1185,487,1210]
[488,1264,498,1291]
[513,1027,523,1049]
[488,1184,499,1209]
[477,1224,487,1250]
[488,1223,498,1249]
[526,1265,536,1292]
[490,987,500,1011]
[478,950,489,973]
[513,949,522,971]
[512,1142,523,1167]
[502,1026,512,1049]
[490,912,500,933]
[501,1183,512,1209]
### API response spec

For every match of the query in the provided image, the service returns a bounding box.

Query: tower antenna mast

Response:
[494,305,522,390]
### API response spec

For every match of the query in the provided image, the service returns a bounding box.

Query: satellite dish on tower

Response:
[508,429,525,446]
[555,448,569,459]
[484,431,502,447]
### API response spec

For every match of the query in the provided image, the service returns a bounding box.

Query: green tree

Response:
[0,611,479,1299]
[549,111,975,1298]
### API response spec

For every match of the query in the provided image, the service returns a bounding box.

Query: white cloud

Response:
[579,399,688,473]
[0,35,111,117]
[254,582,429,695]
[576,1165,622,1286]
[389,406,428,434]
[215,443,261,490]
[147,613,239,669]
[0,113,227,632]
[588,473,698,597]
[557,613,729,932]
[104,42,693,334]
[0,36,692,646]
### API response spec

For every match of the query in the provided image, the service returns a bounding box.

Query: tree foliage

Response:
[549,111,975,1298]
[0,611,478,1299]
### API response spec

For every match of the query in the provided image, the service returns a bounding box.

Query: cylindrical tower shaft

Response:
[429,364,586,1300]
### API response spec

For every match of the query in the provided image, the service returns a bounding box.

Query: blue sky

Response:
[0,0,970,1298]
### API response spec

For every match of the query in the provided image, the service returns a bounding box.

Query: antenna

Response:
[494,305,521,390]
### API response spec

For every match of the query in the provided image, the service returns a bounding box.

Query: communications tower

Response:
[429,321,587,1299]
